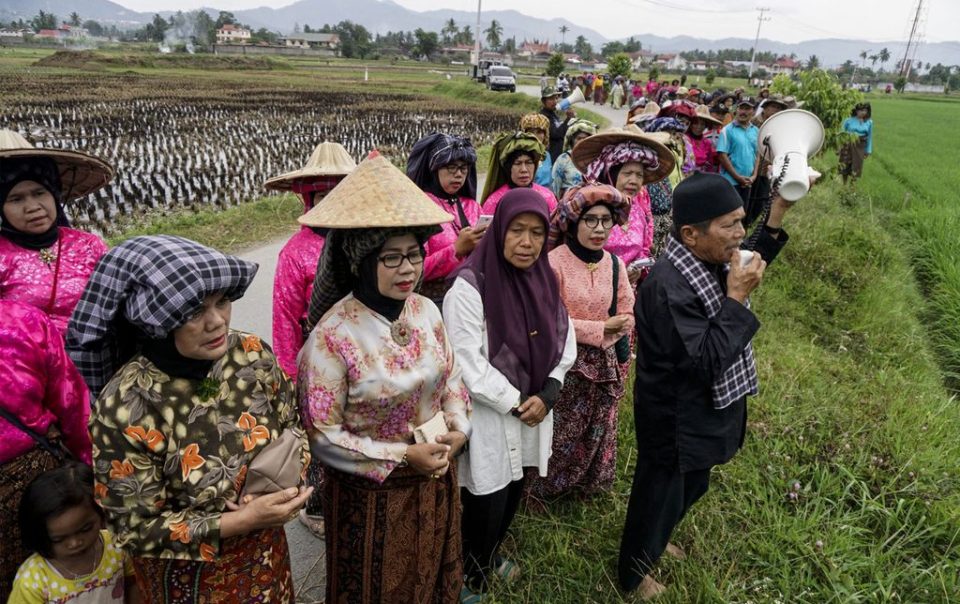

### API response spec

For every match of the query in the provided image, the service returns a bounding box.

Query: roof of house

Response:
[776,57,800,68]
[218,24,249,33]
[282,33,339,43]
[520,41,550,54]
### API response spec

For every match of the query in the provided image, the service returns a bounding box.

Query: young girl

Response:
[10,462,140,603]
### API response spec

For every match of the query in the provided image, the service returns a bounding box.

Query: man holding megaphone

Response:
[540,86,578,165]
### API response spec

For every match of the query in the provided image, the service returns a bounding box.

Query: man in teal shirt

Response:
[716,99,760,214]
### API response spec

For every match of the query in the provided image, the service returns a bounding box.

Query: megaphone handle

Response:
[744,155,789,250]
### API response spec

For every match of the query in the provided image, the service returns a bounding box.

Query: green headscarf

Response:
[480,131,545,204]
[562,119,598,153]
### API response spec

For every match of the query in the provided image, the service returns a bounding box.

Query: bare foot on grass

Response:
[665,542,687,560]
[638,574,667,600]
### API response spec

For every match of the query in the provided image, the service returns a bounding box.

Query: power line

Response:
[612,0,754,15]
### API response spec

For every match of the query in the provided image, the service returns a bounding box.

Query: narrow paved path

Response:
[229,82,625,602]
[517,84,628,127]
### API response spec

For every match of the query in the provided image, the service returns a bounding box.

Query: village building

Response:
[0,28,27,39]
[653,53,688,71]
[216,24,252,44]
[279,32,340,53]
[515,41,551,61]
[769,56,801,76]
[629,49,655,71]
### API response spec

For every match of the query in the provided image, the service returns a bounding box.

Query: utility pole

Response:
[474,0,482,75]
[899,0,924,79]
[748,7,770,80]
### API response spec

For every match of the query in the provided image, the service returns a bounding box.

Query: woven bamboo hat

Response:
[571,128,675,185]
[299,151,453,228]
[264,142,357,191]
[0,129,113,200]
[694,104,724,129]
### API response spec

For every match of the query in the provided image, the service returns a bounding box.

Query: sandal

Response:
[298,509,325,538]
[494,558,521,583]
[459,584,484,604]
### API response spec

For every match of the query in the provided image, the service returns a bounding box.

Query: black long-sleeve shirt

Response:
[633,228,787,472]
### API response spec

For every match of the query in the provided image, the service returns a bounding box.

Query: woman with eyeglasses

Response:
[298,153,472,603]
[526,184,637,501]
[571,130,676,286]
[479,132,558,218]
[406,133,485,304]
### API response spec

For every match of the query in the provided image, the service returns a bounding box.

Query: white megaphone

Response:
[757,109,825,201]
[558,87,586,111]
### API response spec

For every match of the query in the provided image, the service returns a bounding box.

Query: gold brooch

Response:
[585,262,599,272]
[39,247,57,265]
[390,320,412,346]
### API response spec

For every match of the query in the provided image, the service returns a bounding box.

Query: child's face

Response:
[48,505,102,562]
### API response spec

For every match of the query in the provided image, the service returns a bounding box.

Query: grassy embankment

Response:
[484,152,959,602]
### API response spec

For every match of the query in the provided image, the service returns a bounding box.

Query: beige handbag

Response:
[241,427,305,498]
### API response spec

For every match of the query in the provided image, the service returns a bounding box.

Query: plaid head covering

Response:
[562,119,598,153]
[548,183,629,249]
[305,226,439,333]
[65,235,258,397]
[643,117,688,134]
[663,234,758,409]
[585,142,661,184]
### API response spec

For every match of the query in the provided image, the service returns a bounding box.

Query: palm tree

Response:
[879,47,891,73]
[441,18,458,45]
[69,12,81,26]
[559,25,569,48]
[484,20,503,51]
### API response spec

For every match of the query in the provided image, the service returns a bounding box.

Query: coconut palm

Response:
[442,18,458,45]
[484,20,503,51]
[879,47,891,73]
[559,25,569,48]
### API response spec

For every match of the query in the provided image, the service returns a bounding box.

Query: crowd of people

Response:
[0,74,830,602]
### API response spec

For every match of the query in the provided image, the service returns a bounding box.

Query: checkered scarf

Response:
[65,235,258,397]
[664,234,758,409]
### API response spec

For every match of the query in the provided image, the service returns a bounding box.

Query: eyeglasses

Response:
[378,250,425,268]
[441,163,470,175]
[582,215,615,230]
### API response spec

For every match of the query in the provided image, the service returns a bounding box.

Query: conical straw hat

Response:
[264,142,357,191]
[299,151,453,228]
[0,129,113,201]
[571,128,675,185]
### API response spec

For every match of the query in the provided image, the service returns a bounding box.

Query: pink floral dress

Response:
[297,294,471,484]
[0,228,108,336]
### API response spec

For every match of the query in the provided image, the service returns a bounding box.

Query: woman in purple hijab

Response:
[443,188,577,599]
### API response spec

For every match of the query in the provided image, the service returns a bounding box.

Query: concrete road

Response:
[517,84,628,127]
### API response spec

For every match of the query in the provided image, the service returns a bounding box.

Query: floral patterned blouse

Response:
[297,294,472,484]
[90,332,309,562]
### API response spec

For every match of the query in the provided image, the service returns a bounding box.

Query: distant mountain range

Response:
[2,0,958,68]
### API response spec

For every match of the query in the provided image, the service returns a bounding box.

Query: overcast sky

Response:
[115,0,957,44]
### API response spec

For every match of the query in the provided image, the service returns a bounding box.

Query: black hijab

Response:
[0,157,69,250]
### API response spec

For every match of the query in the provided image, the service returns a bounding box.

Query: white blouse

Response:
[443,277,577,496]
